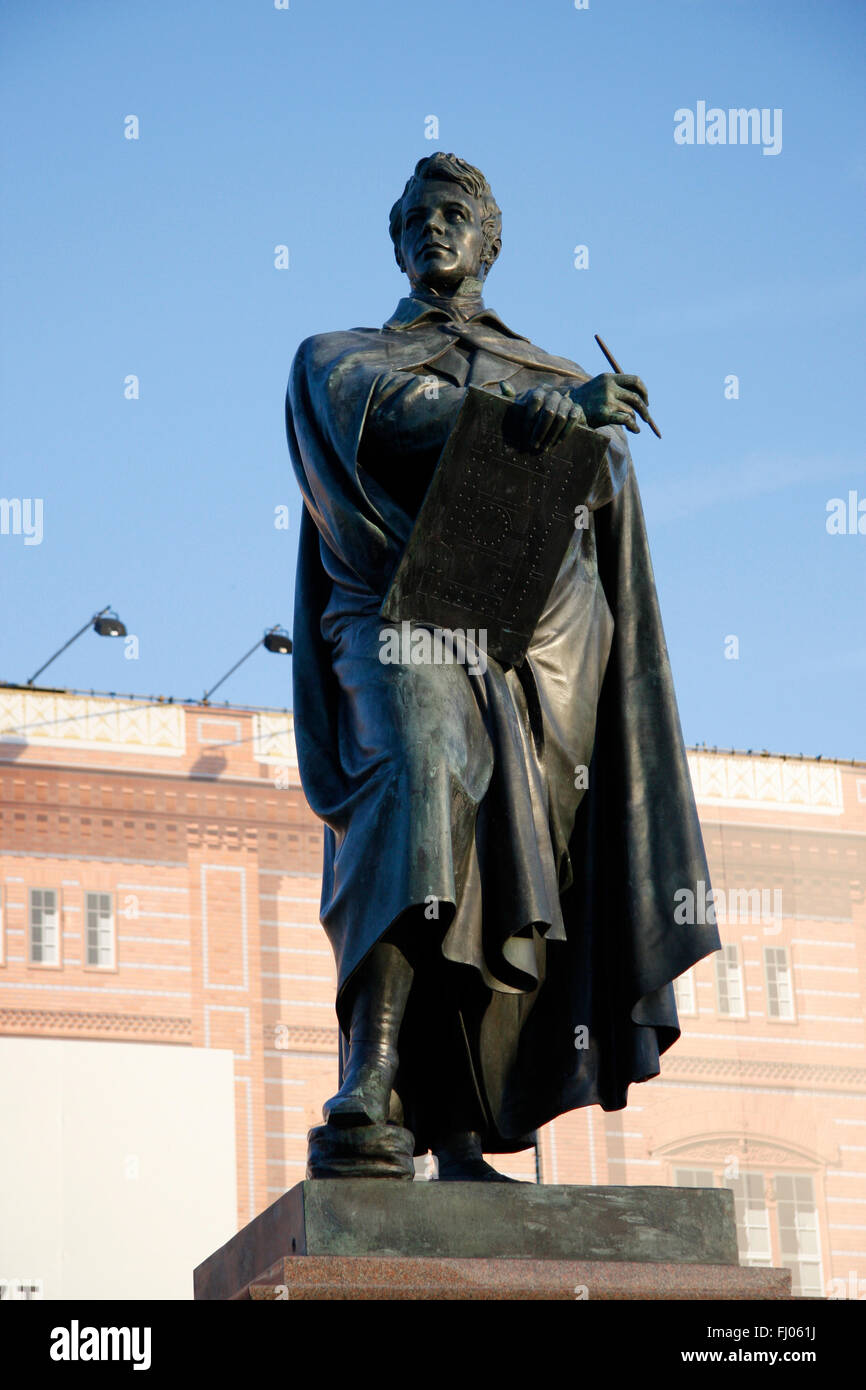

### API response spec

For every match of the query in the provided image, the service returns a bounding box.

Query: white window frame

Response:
[775,1173,824,1298]
[85,891,115,969]
[673,1167,716,1188]
[673,968,697,1016]
[28,888,59,966]
[715,943,746,1018]
[764,945,795,1021]
[726,1170,772,1266]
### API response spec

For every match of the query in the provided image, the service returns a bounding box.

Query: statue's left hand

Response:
[498,381,588,452]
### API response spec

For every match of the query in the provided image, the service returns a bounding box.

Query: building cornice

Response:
[0,1006,192,1043]
[664,1053,866,1089]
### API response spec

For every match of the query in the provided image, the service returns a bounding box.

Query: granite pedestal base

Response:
[193,1180,793,1302]
[246,1256,791,1300]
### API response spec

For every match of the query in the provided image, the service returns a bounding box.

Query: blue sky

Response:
[2,0,864,758]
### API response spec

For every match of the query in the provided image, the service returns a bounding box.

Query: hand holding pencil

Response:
[559,337,661,439]
[593,334,661,439]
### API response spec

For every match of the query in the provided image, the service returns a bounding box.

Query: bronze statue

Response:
[286,153,720,1181]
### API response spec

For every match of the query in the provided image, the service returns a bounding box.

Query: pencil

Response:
[594,334,662,439]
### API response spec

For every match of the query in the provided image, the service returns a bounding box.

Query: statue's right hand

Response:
[563,373,650,434]
[499,381,587,453]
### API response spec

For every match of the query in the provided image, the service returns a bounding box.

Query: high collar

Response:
[410,276,485,315]
[383,285,528,340]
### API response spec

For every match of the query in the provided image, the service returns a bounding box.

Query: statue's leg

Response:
[322,938,414,1127]
[419,956,530,1183]
[432,1130,526,1183]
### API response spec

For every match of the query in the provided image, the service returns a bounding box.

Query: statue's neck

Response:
[409,276,485,313]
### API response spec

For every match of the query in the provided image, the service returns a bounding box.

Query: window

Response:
[764,946,795,1020]
[674,1167,715,1188]
[85,892,115,968]
[29,889,58,965]
[676,1163,825,1294]
[715,944,745,1017]
[725,1171,772,1266]
[775,1174,823,1298]
[673,969,697,1015]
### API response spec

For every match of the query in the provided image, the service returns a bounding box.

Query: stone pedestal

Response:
[244,1256,791,1301]
[193,1181,793,1301]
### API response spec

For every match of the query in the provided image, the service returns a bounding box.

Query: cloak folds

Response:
[286,304,721,1154]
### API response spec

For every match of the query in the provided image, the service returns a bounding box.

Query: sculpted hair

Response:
[388,153,502,276]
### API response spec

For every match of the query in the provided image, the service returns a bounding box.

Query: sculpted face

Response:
[398,180,487,293]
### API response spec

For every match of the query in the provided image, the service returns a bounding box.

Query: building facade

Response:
[1,684,864,1298]
[539,748,866,1297]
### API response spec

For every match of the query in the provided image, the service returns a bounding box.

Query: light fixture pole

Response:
[25,605,128,687]
[201,625,292,705]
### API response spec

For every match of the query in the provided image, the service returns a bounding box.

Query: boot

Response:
[433,1130,526,1182]
[322,941,413,1128]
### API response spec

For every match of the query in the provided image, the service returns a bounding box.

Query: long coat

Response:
[286,293,720,1154]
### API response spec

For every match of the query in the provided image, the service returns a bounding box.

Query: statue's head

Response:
[389,153,502,293]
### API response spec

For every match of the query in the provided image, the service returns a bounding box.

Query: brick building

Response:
[0,684,864,1298]
[539,748,866,1298]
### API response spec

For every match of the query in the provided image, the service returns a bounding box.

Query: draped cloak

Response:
[286,292,721,1155]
